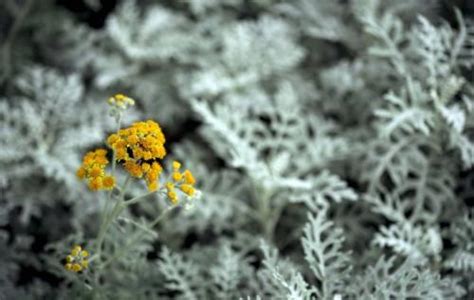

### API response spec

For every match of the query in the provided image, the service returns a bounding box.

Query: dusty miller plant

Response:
[0,0,473,299]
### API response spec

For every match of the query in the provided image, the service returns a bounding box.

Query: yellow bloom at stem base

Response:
[65,245,89,273]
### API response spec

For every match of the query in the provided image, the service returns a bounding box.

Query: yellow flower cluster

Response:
[108,93,135,109]
[107,120,166,191]
[165,161,196,204]
[65,245,89,272]
[77,149,115,191]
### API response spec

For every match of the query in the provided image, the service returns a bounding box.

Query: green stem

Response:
[110,114,122,177]
[266,202,285,243]
[107,116,122,194]
[96,115,123,256]
[254,184,274,241]
[95,176,131,259]
[124,189,164,206]
[99,205,177,269]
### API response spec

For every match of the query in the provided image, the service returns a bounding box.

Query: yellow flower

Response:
[116,148,128,161]
[172,161,181,170]
[72,263,82,272]
[143,151,152,160]
[107,120,167,191]
[141,163,151,172]
[77,149,115,191]
[152,161,162,172]
[103,176,115,189]
[79,99,200,204]
[108,93,135,110]
[107,134,120,145]
[65,245,89,273]
[168,190,178,204]
[146,169,159,183]
[172,172,183,182]
[163,161,198,204]
[180,184,195,196]
[71,245,81,256]
[183,170,195,185]
[165,182,175,191]
[132,148,144,159]
[127,134,139,144]
[165,182,176,203]
[96,149,107,156]
[88,177,103,191]
[148,181,158,192]
[76,167,86,179]
[89,166,103,178]
[124,161,143,178]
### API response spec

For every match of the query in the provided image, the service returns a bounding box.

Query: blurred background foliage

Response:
[1,0,474,299]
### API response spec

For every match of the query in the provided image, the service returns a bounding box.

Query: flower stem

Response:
[253,184,275,241]
[99,205,177,269]
[124,189,164,206]
[95,176,131,259]
[96,115,124,257]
